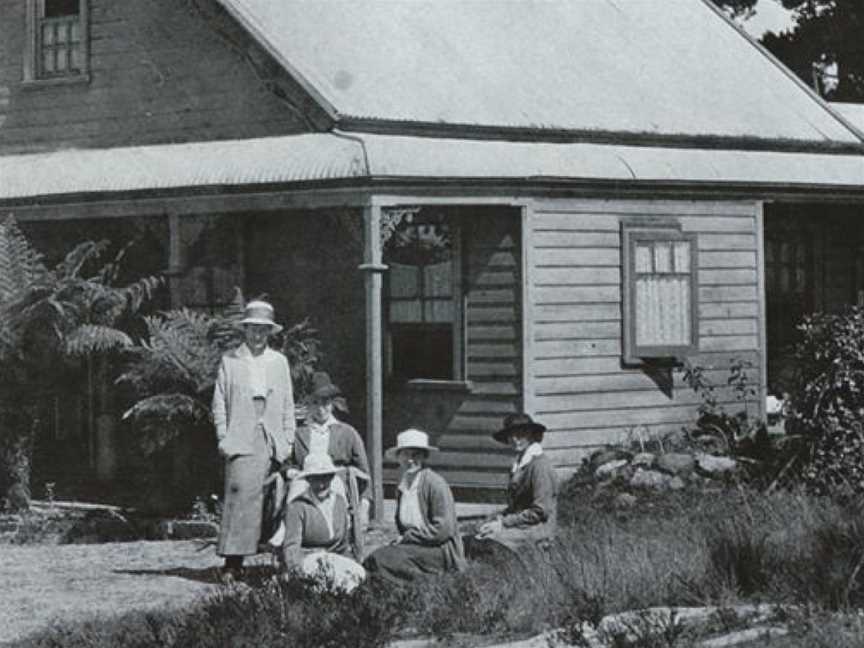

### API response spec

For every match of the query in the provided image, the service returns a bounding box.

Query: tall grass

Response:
[18,488,864,647]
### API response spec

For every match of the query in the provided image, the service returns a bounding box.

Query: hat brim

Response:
[241,318,283,334]
[310,385,342,400]
[385,444,438,461]
[299,468,339,479]
[492,422,546,445]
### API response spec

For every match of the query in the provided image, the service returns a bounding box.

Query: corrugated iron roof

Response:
[0,134,366,200]
[360,133,864,187]
[1,133,862,202]
[218,0,861,145]
[831,103,864,134]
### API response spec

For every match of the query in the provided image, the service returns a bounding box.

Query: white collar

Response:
[310,414,338,432]
[397,467,423,494]
[236,344,269,360]
[512,442,543,473]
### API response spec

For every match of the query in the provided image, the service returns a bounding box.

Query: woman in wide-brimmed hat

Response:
[473,413,558,554]
[363,429,466,584]
[212,300,294,582]
[287,371,371,553]
[281,454,366,591]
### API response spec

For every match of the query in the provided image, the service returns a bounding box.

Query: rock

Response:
[696,453,737,476]
[656,452,696,476]
[669,476,686,491]
[590,448,632,470]
[698,626,788,647]
[155,520,218,540]
[629,468,672,490]
[631,452,655,467]
[595,459,629,479]
[615,493,638,508]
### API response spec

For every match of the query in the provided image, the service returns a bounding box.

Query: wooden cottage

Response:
[1,0,863,513]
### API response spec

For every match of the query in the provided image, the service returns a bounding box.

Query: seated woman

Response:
[363,429,466,584]
[289,372,371,549]
[473,413,558,555]
[282,454,366,591]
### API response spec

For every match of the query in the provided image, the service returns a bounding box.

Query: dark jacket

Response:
[293,421,371,500]
[396,468,466,573]
[502,453,558,538]
[282,490,351,568]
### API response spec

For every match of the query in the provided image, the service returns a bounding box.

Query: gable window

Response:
[622,222,698,363]
[383,209,465,384]
[24,0,89,83]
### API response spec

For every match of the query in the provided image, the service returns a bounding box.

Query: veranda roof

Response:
[1,133,862,201]
[218,0,862,147]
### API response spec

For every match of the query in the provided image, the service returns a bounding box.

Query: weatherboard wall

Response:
[525,199,763,474]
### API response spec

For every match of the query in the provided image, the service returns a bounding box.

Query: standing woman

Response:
[363,429,466,584]
[212,300,295,581]
[475,413,557,553]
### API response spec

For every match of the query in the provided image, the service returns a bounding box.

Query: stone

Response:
[595,459,629,479]
[629,468,672,490]
[615,493,638,508]
[590,448,632,470]
[669,476,686,491]
[155,519,218,540]
[696,453,738,476]
[656,452,696,476]
[631,452,655,467]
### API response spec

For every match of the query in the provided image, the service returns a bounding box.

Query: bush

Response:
[790,307,864,498]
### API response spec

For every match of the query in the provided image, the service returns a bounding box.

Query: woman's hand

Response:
[476,517,503,539]
[390,535,403,545]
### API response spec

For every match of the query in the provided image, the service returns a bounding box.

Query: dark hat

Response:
[309,371,342,401]
[493,413,547,445]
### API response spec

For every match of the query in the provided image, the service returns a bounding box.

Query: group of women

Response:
[213,300,558,587]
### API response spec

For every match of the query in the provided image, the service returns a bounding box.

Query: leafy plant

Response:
[0,216,160,509]
[118,290,324,454]
[789,307,864,498]
[681,357,763,454]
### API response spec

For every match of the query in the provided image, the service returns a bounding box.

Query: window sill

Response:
[404,379,474,393]
[21,73,91,89]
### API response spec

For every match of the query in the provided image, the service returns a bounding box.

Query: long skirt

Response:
[363,542,448,584]
[217,427,271,556]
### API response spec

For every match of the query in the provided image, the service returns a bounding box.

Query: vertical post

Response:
[167,213,183,307]
[755,201,768,419]
[360,204,387,522]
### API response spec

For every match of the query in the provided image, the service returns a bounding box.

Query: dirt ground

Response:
[0,539,262,645]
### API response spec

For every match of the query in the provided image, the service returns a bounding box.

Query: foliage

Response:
[712,0,864,102]
[20,487,864,647]
[118,290,324,454]
[681,356,763,454]
[0,216,160,508]
[788,307,864,498]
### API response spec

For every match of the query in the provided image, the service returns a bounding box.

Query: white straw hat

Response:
[298,453,340,478]
[240,300,283,334]
[385,428,438,460]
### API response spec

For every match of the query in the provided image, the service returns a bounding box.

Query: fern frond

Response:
[0,216,47,303]
[65,324,133,355]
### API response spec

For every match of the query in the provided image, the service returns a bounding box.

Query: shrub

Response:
[790,307,864,498]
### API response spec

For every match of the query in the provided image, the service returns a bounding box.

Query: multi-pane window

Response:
[622,224,698,363]
[384,211,464,382]
[25,0,89,82]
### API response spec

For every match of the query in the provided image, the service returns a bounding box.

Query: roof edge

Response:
[340,117,864,155]
[215,0,341,123]
[698,0,864,145]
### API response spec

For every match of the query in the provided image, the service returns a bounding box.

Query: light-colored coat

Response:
[212,344,295,461]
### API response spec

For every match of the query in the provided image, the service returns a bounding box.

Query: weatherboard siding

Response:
[0,0,307,154]
[527,199,762,473]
